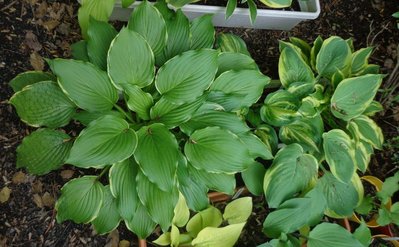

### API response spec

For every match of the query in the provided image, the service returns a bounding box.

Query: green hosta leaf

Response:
[351,47,373,75]
[91,185,121,234]
[279,43,314,98]
[122,0,135,8]
[9,71,55,92]
[348,115,383,149]
[192,223,245,247]
[316,36,352,79]
[150,95,206,128]
[242,161,266,196]
[185,126,253,173]
[166,0,197,8]
[353,221,372,247]
[216,33,250,56]
[109,159,139,220]
[135,123,179,191]
[10,81,76,128]
[124,84,153,120]
[77,0,115,38]
[317,172,363,217]
[87,18,117,70]
[188,164,236,195]
[125,202,157,239]
[173,192,190,227]
[136,171,179,232]
[259,0,292,8]
[209,70,270,111]
[155,49,218,104]
[353,141,371,173]
[377,172,399,204]
[71,40,89,62]
[66,115,137,168]
[48,59,118,112]
[289,37,311,59]
[360,64,380,75]
[217,52,258,76]
[247,0,257,24]
[255,124,279,155]
[225,0,237,19]
[186,206,223,238]
[260,90,300,127]
[355,195,373,215]
[377,207,392,226]
[108,27,155,89]
[16,129,72,175]
[156,9,191,66]
[363,100,383,117]
[177,162,209,212]
[331,74,383,121]
[263,144,318,208]
[307,223,364,247]
[310,36,323,70]
[73,110,124,126]
[56,176,104,223]
[223,197,252,224]
[238,132,273,160]
[128,0,167,57]
[190,14,215,50]
[322,129,356,183]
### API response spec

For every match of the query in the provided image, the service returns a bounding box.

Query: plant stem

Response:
[138,239,147,247]
[97,166,110,181]
[114,104,135,123]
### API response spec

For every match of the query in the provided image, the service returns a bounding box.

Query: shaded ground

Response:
[0,0,398,246]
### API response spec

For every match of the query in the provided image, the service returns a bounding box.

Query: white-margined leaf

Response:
[347,115,383,149]
[77,0,115,38]
[217,52,258,76]
[190,14,215,50]
[216,33,250,56]
[124,84,153,120]
[125,202,157,239]
[307,223,364,247]
[351,47,373,75]
[9,71,55,92]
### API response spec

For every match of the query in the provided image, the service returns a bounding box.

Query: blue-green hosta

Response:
[9,1,271,242]
[258,36,384,246]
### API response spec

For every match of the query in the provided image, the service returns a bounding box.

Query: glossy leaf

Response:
[56,176,104,223]
[9,71,55,92]
[223,197,252,224]
[77,0,115,38]
[16,129,72,175]
[66,115,137,168]
[10,81,76,128]
[307,223,363,247]
[190,14,215,50]
[192,223,245,247]
[186,206,223,238]
[242,161,266,196]
[108,27,155,89]
[48,59,118,112]
[216,33,250,56]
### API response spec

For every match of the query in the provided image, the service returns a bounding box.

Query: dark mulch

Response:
[0,0,398,246]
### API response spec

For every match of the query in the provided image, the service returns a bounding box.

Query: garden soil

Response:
[0,0,398,246]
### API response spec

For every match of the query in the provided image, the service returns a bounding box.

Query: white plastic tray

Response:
[111,0,321,30]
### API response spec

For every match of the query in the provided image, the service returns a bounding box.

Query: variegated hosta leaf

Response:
[107,27,155,89]
[10,81,76,128]
[216,33,250,56]
[322,129,356,183]
[190,14,215,50]
[56,176,104,223]
[310,36,323,70]
[259,0,292,8]
[77,0,115,38]
[362,100,383,117]
[316,36,352,79]
[16,129,72,175]
[264,144,319,208]
[128,0,167,57]
[353,141,371,173]
[330,74,383,121]
[66,115,137,168]
[260,90,300,127]
[289,37,312,59]
[350,47,373,76]
[217,52,258,76]
[347,115,383,150]
[307,223,364,247]
[9,71,55,92]
[254,124,279,155]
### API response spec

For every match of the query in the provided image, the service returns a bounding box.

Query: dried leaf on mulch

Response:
[30,51,44,71]
[42,192,55,207]
[0,187,12,203]
[105,230,119,247]
[33,193,44,208]
[12,171,26,184]
[60,169,74,180]
[119,240,130,247]
[24,31,43,51]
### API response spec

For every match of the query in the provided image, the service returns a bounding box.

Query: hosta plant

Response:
[10,0,271,242]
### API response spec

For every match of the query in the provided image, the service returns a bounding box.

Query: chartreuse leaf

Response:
[225,0,237,19]
[9,71,55,92]
[173,192,190,227]
[124,84,153,120]
[125,202,157,239]
[91,185,121,234]
[107,27,155,89]
[192,223,246,247]
[56,176,104,223]
[156,9,191,66]
[122,0,135,8]
[77,0,115,38]
[263,144,318,208]
[353,221,372,247]
[171,224,180,247]
[87,18,117,70]
[377,171,399,204]
[10,81,76,128]
[153,232,171,246]
[316,36,352,79]
[223,197,252,224]
[322,129,356,183]
[188,164,236,195]
[48,59,118,113]
[186,206,223,238]
[279,43,314,98]
[185,126,253,173]
[208,70,270,111]
[217,52,258,76]
[307,223,364,247]
[155,49,218,104]
[348,115,383,149]
[190,14,215,50]
[259,0,292,8]
[242,162,266,196]
[66,115,137,168]
[317,172,363,217]
[216,33,250,56]
[73,110,124,126]
[351,47,373,75]
[136,171,179,232]
[330,74,383,121]
[135,123,179,191]
[109,159,139,220]
[238,133,273,160]
[260,90,300,127]
[16,129,72,175]
[128,0,167,57]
